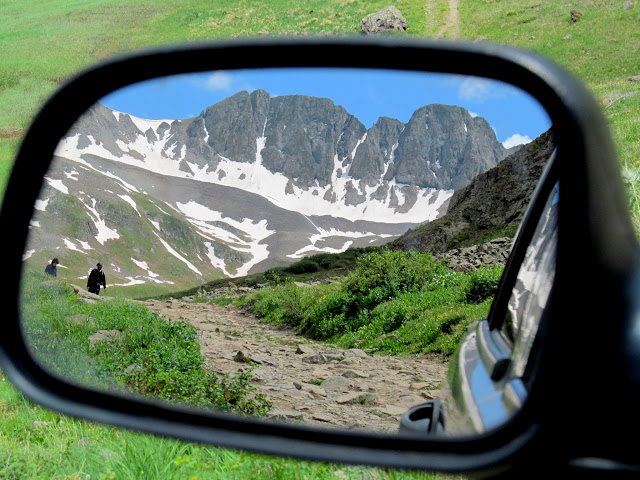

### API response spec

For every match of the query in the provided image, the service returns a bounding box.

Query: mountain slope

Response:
[389,128,555,254]
[26,92,522,293]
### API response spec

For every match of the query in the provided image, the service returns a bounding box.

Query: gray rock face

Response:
[360,6,408,34]
[389,105,507,190]
[390,129,554,254]
[70,94,507,193]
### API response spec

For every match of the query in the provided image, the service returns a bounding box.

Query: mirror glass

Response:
[20,68,552,436]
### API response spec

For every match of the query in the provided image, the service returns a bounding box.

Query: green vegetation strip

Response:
[20,273,270,415]
[0,379,442,480]
[248,249,501,356]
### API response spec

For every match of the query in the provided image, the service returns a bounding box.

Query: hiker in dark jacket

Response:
[45,258,59,277]
[87,262,107,295]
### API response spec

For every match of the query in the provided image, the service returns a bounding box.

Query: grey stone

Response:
[347,348,368,358]
[124,363,141,374]
[360,6,408,35]
[623,1,634,10]
[321,376,355,392]
[88,330,122,347]
[295,344,316,355]
[302,353,343,364]
[336,392,378,405]
[342,370,370,379]
[311,414,333,423]
[67,314,95,326]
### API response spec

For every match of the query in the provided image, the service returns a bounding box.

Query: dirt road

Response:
[142,298,448,434]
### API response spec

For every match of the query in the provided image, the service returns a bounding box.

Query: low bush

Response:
[466,264,504,304]
[248,249,502,356]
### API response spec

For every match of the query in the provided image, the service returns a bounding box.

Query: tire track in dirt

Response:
[435,0,460,39]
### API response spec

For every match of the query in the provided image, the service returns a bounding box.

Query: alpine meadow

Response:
[1,1,639,479]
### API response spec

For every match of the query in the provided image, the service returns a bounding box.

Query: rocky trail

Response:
[141,298,448,434]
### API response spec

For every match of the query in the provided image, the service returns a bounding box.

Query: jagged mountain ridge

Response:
[27,92,519,291]
[56,90,510,223]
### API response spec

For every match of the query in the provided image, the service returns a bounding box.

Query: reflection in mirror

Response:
[20,68,552,435]
[505,181,558,378]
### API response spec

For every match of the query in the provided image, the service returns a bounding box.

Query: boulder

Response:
[88,330,122,347]
[360,6,408,35]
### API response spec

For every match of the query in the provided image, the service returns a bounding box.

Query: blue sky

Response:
[101,68,551,148]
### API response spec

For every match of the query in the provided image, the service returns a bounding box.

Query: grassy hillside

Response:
[2,1,638,220]
[1,1,639,478]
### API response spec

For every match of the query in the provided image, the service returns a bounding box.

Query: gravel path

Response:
[143,298,448,434]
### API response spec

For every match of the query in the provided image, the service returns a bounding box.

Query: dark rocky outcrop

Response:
[389,128,554,254]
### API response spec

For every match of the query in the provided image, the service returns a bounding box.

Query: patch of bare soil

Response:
[436,0,460,39]
[143,298,448,434]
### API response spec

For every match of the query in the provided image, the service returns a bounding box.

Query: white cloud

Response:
[503,134,532,149]
[468,111,479,118]
[205,72,233,91]
[458,78,493,102]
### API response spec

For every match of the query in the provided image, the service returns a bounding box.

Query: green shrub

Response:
[465,265,504,304]
[284,258,319,274]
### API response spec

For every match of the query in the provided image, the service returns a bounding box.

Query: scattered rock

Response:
[360,6,408,35]
[321,376,355,392]
[342,370,370,379]
[336,392,378,405]
[398,394,424,408]
[302,353,343,364]
[346,349,368,358]
[33,421,53,429]
[88,330,122,347]
[295,344,316,355]
[270,410,304,421]
[420,391,437,400]
[66,314,95,326]
[564,34,573,39]
[124,363,141,374]
[233,350,250,362]
[623,1,634,10]
[76,437,91,447]
[410,382,432,390]
[628,75,640,82]
[312,414,333,423]
[378,405,407,416]
[77,297,97,304]
[303,385,327,397]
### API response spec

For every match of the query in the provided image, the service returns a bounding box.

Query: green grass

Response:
[20,273,271,415]
[249,249,500,356]
[458,0,640,227]
[0,376,444,480]
[2,0,639,476]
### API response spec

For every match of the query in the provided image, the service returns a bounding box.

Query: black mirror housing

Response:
[2,37,639,476]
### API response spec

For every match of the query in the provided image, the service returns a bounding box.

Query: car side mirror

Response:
[2,38,638,476]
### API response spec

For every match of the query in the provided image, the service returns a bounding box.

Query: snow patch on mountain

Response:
[79,197,120,245]
[55,123,452,225]
[153,231,202,275]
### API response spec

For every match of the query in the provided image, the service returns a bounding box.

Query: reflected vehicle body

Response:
[446,172,558,434]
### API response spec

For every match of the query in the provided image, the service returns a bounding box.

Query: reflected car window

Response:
[503,182,558,378]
